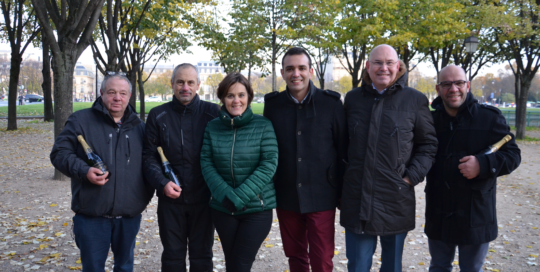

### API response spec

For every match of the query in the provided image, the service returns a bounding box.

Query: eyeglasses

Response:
[370,61,398,68]
[106,71,126,76]
[437,80,468,90]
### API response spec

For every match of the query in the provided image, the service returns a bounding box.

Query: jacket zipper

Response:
[230,127,237,188]
[108,133,113,164]
[125,134,130,165]
[258,194,264,210]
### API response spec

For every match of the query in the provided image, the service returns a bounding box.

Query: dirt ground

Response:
[0,120,539,272]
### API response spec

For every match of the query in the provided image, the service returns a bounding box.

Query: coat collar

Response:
[172,94,201,114]
[219,105,253,128]
[361,60,408,96]
[285,80,315,104]
[432,92,477,118]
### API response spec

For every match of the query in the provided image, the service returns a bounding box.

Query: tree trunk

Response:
[52,49,76,180]
[138,68,145,121]
[514,73,532,139]
[42,34,54,122]
[7,52,22,131]
[271,31,277,92]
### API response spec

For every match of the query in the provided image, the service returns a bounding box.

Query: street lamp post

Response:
[464,34,479,81]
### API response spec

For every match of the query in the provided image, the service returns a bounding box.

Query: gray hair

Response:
[171,63,200,85]
[101,74,132,93]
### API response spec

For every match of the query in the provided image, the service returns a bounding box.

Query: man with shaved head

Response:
[340,44,438,271]
[425,65,520,271]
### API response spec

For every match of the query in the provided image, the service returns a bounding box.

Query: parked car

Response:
[24,94,44,103]
[145,96,162,102]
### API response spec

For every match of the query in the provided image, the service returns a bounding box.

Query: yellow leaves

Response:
[488,249,496,252]
[135,242,140,246]
[39,244,48,250]
[453,261,459,265]
[50,204,57,207]
[530,254,539,257]
[69,266,82,270]
[533,227,538,230]
[418,262,425,265]
[265,244,274,248]
[145,219,153,223]
[76,257,81,264]
[527,245,533,248]
[63,222,69,227]
[36,253,61,264]
[54,232,63,237]
[334,250,339,255]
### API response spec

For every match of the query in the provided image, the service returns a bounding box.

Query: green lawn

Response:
[0,101,266,117]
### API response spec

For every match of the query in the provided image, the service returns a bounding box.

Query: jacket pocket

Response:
[327,163,336,188]
[470,189,495,227]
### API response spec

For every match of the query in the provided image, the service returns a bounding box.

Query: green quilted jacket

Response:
[201,106,278,215]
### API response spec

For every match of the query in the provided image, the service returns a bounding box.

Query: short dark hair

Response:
[217,72,254,106]
[282,47,312,69]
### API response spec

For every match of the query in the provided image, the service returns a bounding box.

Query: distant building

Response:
[196,61,226,101]
[321,54,364,85]
[73,63,96,101]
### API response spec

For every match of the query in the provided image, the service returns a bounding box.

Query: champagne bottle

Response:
[157,147,181,188]
[478,135,512,155]
[77,135,109,177]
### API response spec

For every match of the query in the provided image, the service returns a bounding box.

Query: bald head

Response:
[438,65,467,83]
[367,44,401,91]
[436,64,470,117]
[369,44,398,61]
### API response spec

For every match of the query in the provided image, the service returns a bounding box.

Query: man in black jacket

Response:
[341,44,438,271]
[50,74,154,271]
[426,65,521,271]
[143,63,219,272]
[264,47,347,272]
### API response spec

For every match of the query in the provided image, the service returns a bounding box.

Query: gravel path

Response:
[0,120,539,271]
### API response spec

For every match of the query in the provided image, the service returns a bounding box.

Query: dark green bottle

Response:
[77,135,109,177]
[157,146,181,188]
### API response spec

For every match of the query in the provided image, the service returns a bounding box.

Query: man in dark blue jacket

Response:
[264,47,347,272]
[426,65,521,271]
[51,73,154,271]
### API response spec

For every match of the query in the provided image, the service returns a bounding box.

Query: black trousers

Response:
[212,209,273,272]
[157,199,214,272]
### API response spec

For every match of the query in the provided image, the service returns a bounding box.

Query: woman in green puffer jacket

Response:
[200,72,278,272]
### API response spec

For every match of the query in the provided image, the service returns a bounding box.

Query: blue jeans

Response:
[345,230,407,272]
[73,214,142,272]
[428,238,489,272]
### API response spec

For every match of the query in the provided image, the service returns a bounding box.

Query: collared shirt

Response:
[372,83,387,94]
[288,89,312,104]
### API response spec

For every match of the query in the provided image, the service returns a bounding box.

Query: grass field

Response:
[0,101,266,117]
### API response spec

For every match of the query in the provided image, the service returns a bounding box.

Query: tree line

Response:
[0,0,538,147]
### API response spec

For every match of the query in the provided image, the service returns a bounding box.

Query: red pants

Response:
[276,207,335,272]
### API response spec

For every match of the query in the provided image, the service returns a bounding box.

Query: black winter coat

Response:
[143,95,220,204]
[425,92,521,245]
[263,81,348,214]
[340,63,438,236]
[50,98,154,217]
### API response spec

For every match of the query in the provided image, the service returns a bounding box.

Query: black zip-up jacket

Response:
[50,98,154,217]
[263,81,348,214]
[340,62,438,236]
[143,95,220,204]
[425,93,521,245]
